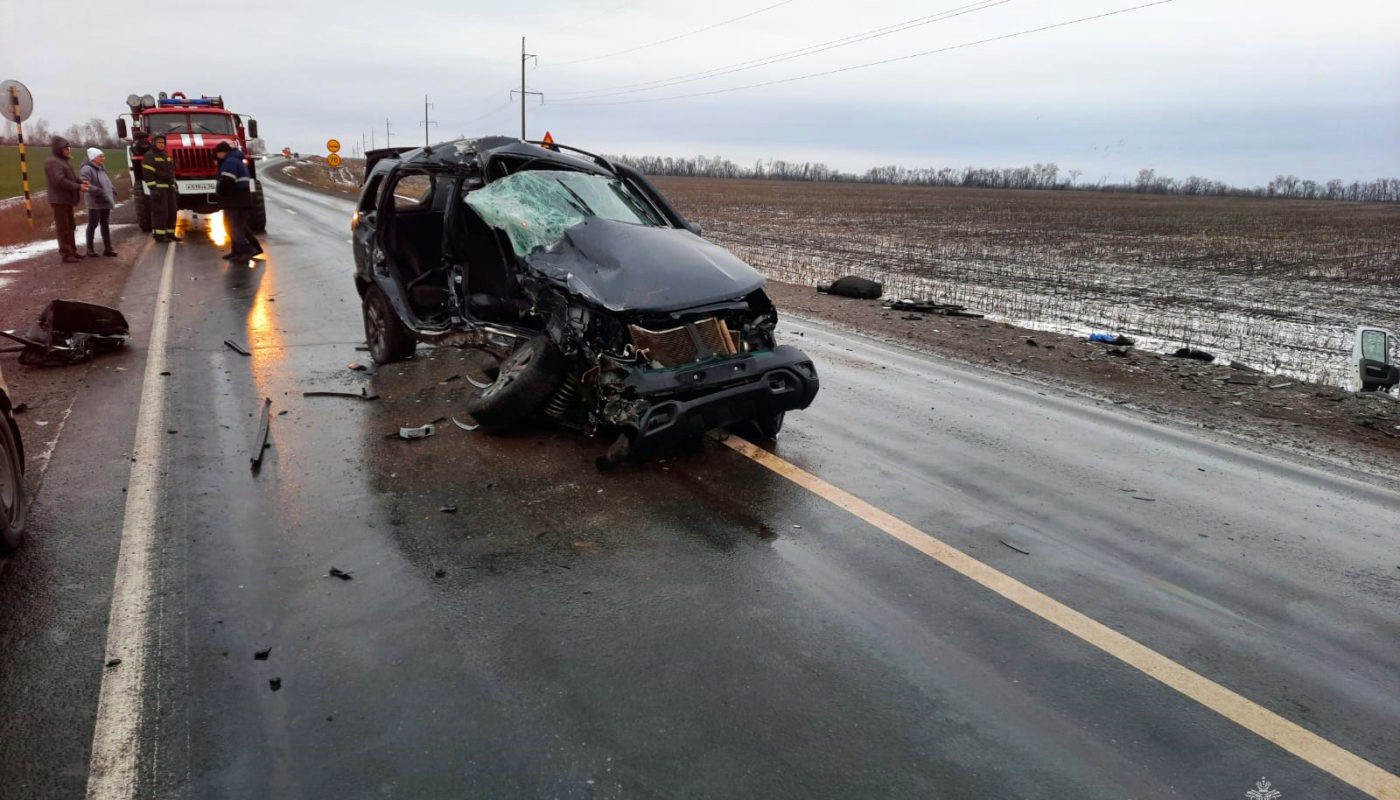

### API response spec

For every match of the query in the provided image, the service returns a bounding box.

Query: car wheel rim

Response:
[482,347,533,398]
[366,299,386,353]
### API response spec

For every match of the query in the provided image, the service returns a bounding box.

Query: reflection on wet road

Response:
[2,161,1398,800]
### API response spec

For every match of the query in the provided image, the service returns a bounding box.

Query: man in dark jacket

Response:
[214,141,261,261]
[142,134,178,242]
[44,136,90,263]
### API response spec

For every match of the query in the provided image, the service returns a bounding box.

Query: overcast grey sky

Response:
[3,0,1396,185]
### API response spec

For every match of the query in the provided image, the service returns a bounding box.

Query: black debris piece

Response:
[817,275,883,299]
[901,314,923,321]
[439,504,458,514]
[11,402,26,414]
[2,300,131,366]
[224,339,252,357]
[441,374,462,383]
[105,658,122,668]
[348,362,367,372]
[254,647,272,661]
[999,539,1030,555]
[1174,347,1214,362]
[1025,338,1039,347]
[302,388,379,401]
[1131,496,1157,502]
[434,569,447,578]
[269,678,282,691]
[328,567,353,581]
[944,309,985,319]
[250,398,272,471]
[1107,348,1129,357]
[159,371,171,376]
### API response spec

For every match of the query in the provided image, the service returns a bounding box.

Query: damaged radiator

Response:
[629,317,736,367]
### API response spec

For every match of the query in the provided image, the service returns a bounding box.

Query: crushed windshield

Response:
[464,170,665,256]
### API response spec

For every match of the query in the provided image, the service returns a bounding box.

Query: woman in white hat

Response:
[79,147,118,257]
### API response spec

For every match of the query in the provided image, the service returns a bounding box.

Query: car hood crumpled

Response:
[524,218,766,314]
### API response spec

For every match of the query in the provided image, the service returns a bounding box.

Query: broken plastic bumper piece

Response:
[625,345,818,451]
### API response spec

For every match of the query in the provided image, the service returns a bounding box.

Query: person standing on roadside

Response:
[214,141,262,262]
[79,148,118,258]
[44,136,90,263]
[142,133,178,242]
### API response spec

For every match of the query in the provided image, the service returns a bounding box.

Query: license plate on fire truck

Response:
[177,180,217,194]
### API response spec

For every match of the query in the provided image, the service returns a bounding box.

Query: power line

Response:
[548,0,798,67]
[552,0,1007,101]
[552,0,1176,107]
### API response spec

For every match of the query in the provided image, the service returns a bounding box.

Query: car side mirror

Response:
[247,119,259,139]
[116,119,128,139]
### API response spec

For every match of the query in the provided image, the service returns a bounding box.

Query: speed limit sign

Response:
[327,153,343,167]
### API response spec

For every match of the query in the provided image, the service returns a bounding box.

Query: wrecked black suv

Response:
[351,137,818,461]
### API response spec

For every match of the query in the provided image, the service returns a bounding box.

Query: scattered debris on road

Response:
[254,647,271,661]
[439,504,458,514]
[1174,347,1214,362]
[451,417,479,432]
[302,388,379,401]
[105,658,122,668]
[348,362,367,372]
[249,398,272,471]
[395,423,436,440]
[2,300,130,366]
[999,539,1031,555]
[328,567,353,581]
[269,678,281,691]
[1089,333,1136,346]
[223,339,251,357]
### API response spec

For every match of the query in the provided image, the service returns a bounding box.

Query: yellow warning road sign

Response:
[326,139,341,153]
[327,153,343,167]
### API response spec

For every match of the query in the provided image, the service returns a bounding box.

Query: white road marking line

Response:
[85,241,176,800]
[721,436,1400,800]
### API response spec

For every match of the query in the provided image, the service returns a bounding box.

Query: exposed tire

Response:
[0,414,27,552]
[736,411,784,442]
[465,336,564,431]
[135,190,152,233]
[362,284,416,364]
[249,188,267,233]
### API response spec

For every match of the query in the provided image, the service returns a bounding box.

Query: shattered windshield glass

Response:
[464,170,665,256]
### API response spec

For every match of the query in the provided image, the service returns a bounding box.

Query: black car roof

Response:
[366,137,614,181]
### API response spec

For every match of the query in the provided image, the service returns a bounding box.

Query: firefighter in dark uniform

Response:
[142,133,178,242]
[214,141,262,261]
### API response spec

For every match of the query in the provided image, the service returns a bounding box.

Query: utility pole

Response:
[371,129,376,150]
[510,36,542,140]
[385,118,392,148]
[420,94,437,147]
[362,132,367,156]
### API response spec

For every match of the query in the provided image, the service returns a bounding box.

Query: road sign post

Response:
[2,80,35,227]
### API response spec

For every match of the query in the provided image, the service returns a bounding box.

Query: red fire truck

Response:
[116,91,267,233]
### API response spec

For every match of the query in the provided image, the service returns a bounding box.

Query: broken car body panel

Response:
[351,137,818,448]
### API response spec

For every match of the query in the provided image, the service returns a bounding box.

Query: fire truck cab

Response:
[116,91,267,233]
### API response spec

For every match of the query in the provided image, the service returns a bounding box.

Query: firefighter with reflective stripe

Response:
[142,134,178,242]
[214,141,262,261]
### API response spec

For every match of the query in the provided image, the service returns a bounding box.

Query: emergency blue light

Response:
[157,98,216,107]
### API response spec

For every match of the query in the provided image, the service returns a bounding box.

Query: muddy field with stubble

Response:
[652,177,1400,387]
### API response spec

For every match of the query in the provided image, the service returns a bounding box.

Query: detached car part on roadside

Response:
[351,137,818,462]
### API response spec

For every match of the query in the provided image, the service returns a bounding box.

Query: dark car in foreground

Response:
[0,365,25,552]
[351,136,818,464]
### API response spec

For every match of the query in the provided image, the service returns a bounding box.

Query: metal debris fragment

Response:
[224,339,251,356]
[999,539,1030,555]
[396,424,436,439]
[254,647,272,661]
[328,567,353,580]
[451,416,479,431]
[249,398,272,471]
[303,388,379,401]
[348,362,367,371]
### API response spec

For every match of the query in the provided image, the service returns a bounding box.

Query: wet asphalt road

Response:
[1,162,1398,799]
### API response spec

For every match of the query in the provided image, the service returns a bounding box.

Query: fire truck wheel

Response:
[362,285,416,364]
[249,189,267,233]
[135,191,152,233]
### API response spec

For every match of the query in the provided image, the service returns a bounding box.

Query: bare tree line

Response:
[0,118,123,148]
[609,153,1400,203]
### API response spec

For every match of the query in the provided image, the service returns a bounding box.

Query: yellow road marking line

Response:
[721,435,1400,799]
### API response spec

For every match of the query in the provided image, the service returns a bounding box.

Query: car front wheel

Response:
[0,413,27,552]
[464,336,564,431]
